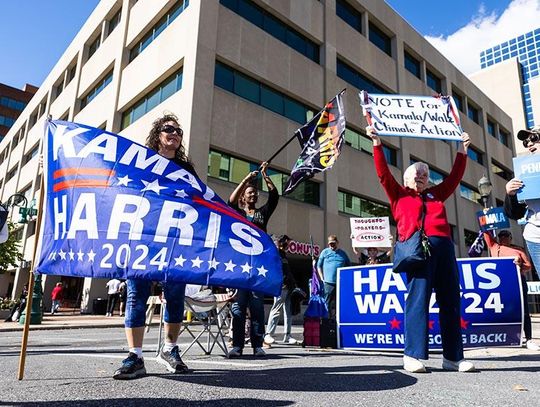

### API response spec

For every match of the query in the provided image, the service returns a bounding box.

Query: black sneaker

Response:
[113,352,146,380]
[157,345,189,373]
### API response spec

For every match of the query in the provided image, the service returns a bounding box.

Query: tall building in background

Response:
[470,28,540,154]
[0,83,37,140]
[0,0,518,310]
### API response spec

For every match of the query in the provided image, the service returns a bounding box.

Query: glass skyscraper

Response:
[480,28,540,128]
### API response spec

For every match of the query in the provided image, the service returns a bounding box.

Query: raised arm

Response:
[367,126,401,202]
[228,170,258,206]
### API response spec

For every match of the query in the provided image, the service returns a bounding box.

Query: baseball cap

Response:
[517,125,540,140]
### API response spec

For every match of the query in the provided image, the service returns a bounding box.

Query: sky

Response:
[1,0,540,89]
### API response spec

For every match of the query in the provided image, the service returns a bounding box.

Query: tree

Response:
[0,222,23,274]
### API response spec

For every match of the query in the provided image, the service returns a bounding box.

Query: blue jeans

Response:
[323,282,336,318]
[125,279,186,328]
[404,236,463,361]
[231,289,265,349]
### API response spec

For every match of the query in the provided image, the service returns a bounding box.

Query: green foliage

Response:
[0,222,24,274]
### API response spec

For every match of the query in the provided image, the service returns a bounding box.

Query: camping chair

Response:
[155,286,236,357]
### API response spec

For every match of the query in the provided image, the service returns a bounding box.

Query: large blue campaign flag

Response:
[337,257,522,350]
[36,120,282,296]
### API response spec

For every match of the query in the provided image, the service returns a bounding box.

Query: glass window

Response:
[214,62,234,92]
[234,74,260,104]
[121,68,183,129]
[498,129,509,147]
[88,35,101,59]
[284,99,306,123]
[467,104,480,124]
[129,0,189,62]
[336,58,389,94]
[338,190,392,219]
[81,71,113,109]
[369,23,392,56]
[467,146,483,165]
[452,92,464,112]
[426,69,442,93]
[219,0,319,63]
[460,184,482,203]
[107,8,121,37]
[491,160,513,181]
[336,0,362,33]
[0,96,26,111]
[261,86,284,115]
[487,120,495,137]
[404,50,421,79]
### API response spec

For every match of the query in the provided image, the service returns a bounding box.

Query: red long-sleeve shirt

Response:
[373,144,467,242]
[483,232,532,274]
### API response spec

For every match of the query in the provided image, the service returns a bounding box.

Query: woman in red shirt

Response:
[368,126,475,373]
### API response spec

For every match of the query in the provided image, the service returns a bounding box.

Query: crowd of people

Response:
[15,113,538,379]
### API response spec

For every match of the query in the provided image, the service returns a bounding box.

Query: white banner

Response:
[359,92,462,141]
[527,282,540,295]
[350,217,391,248]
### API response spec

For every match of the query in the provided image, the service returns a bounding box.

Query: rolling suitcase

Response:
[303,316,321,347]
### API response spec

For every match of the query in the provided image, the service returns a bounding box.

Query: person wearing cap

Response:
[317,235,351,317]
[353,237,393,265]
[264,234,300,345]
[367,126,475,373]
[482,230,538,350]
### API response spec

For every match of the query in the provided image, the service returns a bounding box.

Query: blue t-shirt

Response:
[317,248,350,284]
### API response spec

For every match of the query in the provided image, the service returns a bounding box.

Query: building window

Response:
[464,229,480,247]
[492,160,513,181]
[338,190,392,219]
[214,61,315,124]
[467,146,484,165]
[404,50,421,79]
[121,68,183,129]
[487,120,495,137]
[0,96,26,111]
[80,70,113,109]
[129,0,189,62]
[369,22,392,56]
[23,144,39,165]
[220,0,319,63]
[467,103,480,124]
[344,126,398,166]
[88,35,101,59]
[498,128,509,146]
[460,184,481,203]
[0,115,16,128]
[11,130,24,150]
[336,58,390,94]
[6,166,17,182]
[66,65,77,85]
[426,69,442,93]
[336,0,362,33]
[106,8,122,37]
[208,149,320,206]
[452,91,464,112]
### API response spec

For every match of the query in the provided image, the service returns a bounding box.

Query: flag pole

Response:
[265,132,298,165]
[17,119,48,380]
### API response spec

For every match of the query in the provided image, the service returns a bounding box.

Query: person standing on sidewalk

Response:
[265,234,300,345]
[50,282,63,315]
[227,163,279,358]
[483,230,539,350]
[113,114,192,380]
[317,235,350,318]
[105,278,122,317]
[118,280,127,317]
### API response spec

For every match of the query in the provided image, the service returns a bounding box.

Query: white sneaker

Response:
[283,337,299,345]
[264,334,275,344]
[526,340,540,351]
[403,355,426,373]
[442,358,476,372]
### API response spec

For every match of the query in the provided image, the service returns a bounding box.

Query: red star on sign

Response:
[428,320,435,330]
[460,317,469,330]
[389,317,402,330]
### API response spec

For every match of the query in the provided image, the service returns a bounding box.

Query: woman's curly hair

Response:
[145,113,191,165]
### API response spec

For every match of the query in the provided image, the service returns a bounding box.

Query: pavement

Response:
[1,313,540,406]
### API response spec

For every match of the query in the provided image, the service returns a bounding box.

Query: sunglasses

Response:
[161,125,183,136]
[523,133,539,147]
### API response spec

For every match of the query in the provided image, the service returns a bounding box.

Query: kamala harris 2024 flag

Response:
[283,90,346,195]
[36,120,282,296]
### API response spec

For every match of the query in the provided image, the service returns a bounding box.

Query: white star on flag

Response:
[208,258,220,269]
[241,262,252,274]
[141,179,167,194]
[68,249,75,260]
[58,249,67,260]
[87,249,96,262]
[174,254,186,267]
[224,260,236,272]
[175,189,188,198]
[117,175,133,186]
[76,250,85,261]
[257,265,268,277]
[191,256,203,268]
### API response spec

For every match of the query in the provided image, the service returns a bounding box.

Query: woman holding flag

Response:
[367,126,475,374]
[227,162,279,357]
[113,114,193,380]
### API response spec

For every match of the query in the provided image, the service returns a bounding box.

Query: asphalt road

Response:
[1,325,540,406]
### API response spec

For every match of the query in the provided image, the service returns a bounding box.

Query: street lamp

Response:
[478,175,493,209]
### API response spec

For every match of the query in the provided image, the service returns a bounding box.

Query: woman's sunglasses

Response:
[523,133,539,147]
[161,125,183,136]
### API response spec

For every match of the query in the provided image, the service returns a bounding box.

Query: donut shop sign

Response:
[287,239,321,257]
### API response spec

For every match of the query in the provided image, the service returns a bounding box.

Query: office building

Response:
[0,0,519,311]
[0,83,37,140]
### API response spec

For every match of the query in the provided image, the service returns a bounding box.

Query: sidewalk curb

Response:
[0,322,160,333]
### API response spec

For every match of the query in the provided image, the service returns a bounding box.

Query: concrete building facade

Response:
[471,28,540,155]
[0,0,520,312]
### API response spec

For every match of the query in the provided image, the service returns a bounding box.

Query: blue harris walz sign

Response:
[337,257,522,350]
